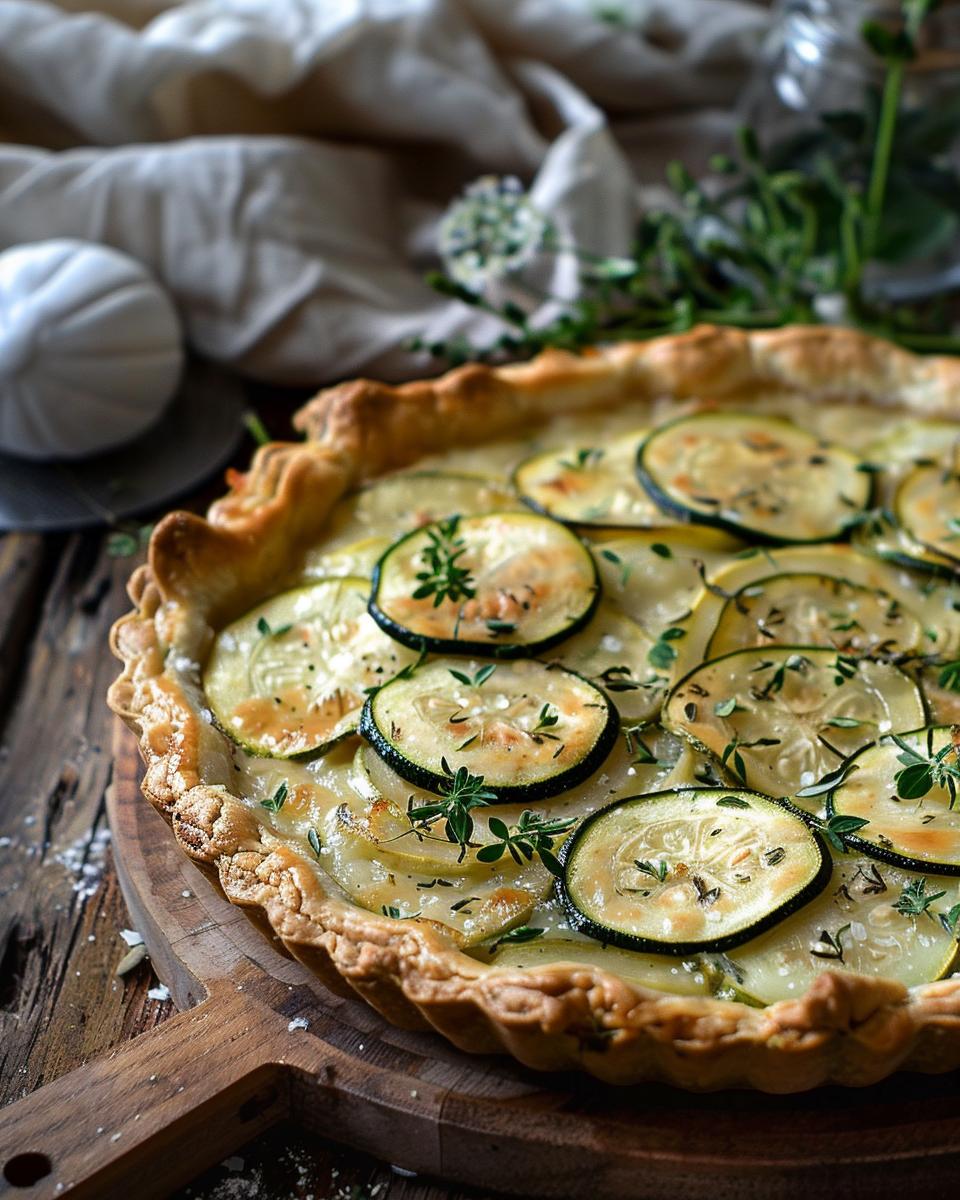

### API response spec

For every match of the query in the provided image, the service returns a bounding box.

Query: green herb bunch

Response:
[414,0,959,366]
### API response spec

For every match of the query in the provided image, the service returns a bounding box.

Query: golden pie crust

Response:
[109,325,960,1091]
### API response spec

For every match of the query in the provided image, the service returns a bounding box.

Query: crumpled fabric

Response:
[0,0,770,383]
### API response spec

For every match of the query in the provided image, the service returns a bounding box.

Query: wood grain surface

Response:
[0,393,496,1199]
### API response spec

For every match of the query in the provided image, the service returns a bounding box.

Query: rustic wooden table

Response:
[0,394,490,1200]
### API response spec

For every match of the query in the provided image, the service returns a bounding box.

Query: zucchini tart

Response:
[110,325,960,1091]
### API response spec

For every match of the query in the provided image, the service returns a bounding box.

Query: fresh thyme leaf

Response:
[650,543,672,559]
[648,626,686,670]
[893,877,947,918]
[476,808,575,876]
[812,813,870,853]
[633,858,668,883]
[717,795,751,809]
[559,447,603,471]
[408,763,498,861]
[307,827,322,860]
[450,896,480,913]
[795,761,858,798]
[823,716,863,728]
[938,661,960,692]
[449,663,497,688]
[891,734,960,806]
[714,697,740,717]
[411,514,477,609]
[940,902,960,937]
[529,703,561,740]
[256,615,292,639]
[599,548,633,586]
[492,925,546,949]
[260,781,288,813]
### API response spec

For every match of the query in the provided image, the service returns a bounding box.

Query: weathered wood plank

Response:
[0,534,172,1106]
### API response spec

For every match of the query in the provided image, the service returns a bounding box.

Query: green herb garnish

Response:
[476,810,575,877]
[412,515,476,608]
[260,781,288,813]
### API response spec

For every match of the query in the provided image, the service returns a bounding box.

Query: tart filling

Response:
[195,380,960,1006]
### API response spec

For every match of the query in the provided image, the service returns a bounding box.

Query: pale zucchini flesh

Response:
[204,577,418,758]
[559,788,830,954]
[827,726,960,874]
[370,511,599,656]
[514,430,673,528]
[706,572,924,660]
[664,646,927,807]
[895,461,960,569]
[712,853,960,1004]
[320,470,520,551]
[361,657,618,801]
[637,412,872,544]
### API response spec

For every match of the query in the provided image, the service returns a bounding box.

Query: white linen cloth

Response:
[0,0,770,383]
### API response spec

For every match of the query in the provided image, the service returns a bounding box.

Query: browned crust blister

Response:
[109,325,960,1091]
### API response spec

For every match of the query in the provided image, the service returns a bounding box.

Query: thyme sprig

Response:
[476,810,576,877]
[407,759,497,861]
[412,515,476,608]
[889,731,960,806]
[893,876,947,918]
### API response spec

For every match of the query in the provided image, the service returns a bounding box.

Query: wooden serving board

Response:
[4,726,960,1200]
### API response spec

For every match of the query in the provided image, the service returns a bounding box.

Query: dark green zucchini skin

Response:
[358,670,620,804]
[555,789,834,956]
[367,519,602,659]
[634,417,874,547]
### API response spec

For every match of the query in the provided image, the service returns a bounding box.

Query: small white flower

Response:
[439,176,550,291]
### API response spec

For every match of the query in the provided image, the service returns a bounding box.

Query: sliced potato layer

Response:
[706,572,924,659]
[361,657,618,801]
[714,854,960,1004]
[637,412,871,543]
[559,789,830,954]
[514,430,672,528]
[370,511,599,657]
[204,577,418,758]
[828,726,960,874]
[664,647,926,806]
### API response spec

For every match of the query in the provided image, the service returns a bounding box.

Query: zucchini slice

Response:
[360,657,618,801]
[483,934,712,998]
[706,572,924,660]
[894,461,960,570]
[514,431,674,528]
[323,470,520,549]
[852,507,959,579]
[637,412,872,544]
[710,854,960,1005]
[827,726,960,874]
[369,511,599,657]
[664,646,926,807]
[591,528,741,634]
[204,577,418,758]
[558,788,831,955]
[550,602,662,722]
[864,418,960,469]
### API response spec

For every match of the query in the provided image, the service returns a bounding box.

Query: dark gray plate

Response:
[0,363,247,532]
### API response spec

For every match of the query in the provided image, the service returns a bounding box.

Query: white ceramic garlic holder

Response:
[0,239,183,461]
